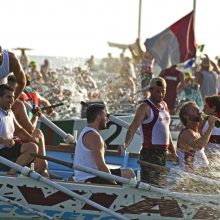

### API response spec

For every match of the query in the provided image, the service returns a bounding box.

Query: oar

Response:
[80,101,141,135]
[41,102,64,111]
[0,195,55,219]
[138,160,220,186]
[24,101,75,144]
[0,157,129,220]
[31,154,220,209]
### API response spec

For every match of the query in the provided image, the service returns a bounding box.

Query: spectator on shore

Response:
[160,65,185,115]
[195,55,218,100]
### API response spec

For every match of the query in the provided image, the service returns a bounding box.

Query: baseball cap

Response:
[149,77,166,88]
[184,72,192,80]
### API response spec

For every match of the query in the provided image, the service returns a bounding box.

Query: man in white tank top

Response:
[74,104,135,184]
[123,77,178,187]
[0,46,26,99]
[177,101,218,172]
[0,84,39,175]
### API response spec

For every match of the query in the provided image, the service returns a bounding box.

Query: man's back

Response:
[74,127,100,182]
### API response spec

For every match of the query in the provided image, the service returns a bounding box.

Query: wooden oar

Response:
[24,101,75,144]
[138,159,220,186]
[0,156,129,220]
[41,102,64,111]
[30,153,220,209]
[0,195,54,219]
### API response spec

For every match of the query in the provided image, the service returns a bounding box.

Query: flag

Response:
[145,11,196,70]
[197,44,205,52]
[184,58,195,69]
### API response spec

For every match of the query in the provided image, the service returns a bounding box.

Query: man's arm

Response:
[84,131,111,174]
[124,103,149,149]
[9,52,26,99]
[178,116,217,150]
[12,100,36,134]
[37,93,53,115]
[13,117,38,144]
[168,134,178,162]
[177,72,185,94]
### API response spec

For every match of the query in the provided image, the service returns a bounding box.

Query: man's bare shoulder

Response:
[178,128,196,141]
[83,130,103,149]
[12,100,24,109]
[8,51,17,61]
[12,100,25,114]
[135,101,151,116]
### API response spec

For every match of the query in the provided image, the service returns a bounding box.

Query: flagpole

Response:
[138,0,142,39]
[193,0,198,72]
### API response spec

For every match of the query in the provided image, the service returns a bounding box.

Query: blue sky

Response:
[1,0,219,59]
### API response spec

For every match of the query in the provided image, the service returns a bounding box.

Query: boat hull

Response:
[0,175,219,219]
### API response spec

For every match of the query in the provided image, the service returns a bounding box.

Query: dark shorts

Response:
[140,148,167,187]
[0,141,22,171]
[85,168,121,185]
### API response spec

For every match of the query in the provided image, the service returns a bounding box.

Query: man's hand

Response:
[118,144,126,156]
[172,152,179,165]
[31,106,42,117]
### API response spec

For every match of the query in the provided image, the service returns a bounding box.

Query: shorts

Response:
[140,148,167,187]
[0,141,22,171]
[85,168,121,185]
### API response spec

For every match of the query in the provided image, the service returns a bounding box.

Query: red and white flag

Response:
[145,11,196,70]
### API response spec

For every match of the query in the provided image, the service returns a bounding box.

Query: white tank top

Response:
[0,50,10,85]
[140,99,170,149]
[74,127,99,182]
[0,108,15,149]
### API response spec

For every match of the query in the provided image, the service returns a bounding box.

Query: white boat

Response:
[0,163,219,220]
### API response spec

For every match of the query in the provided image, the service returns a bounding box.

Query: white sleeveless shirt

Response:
[74,127,99,182]
[0,50,10,85]
[0,108,15,150]
[140,99,170,149]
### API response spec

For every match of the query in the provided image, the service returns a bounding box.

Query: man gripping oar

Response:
[74,104,135,184]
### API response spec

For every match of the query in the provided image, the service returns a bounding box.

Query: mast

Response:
[138,0,142,39]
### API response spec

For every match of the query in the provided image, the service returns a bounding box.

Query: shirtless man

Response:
[0,46,26,99]
[0,84,38,175]
[74,104,135,184]
[177,101,218,172]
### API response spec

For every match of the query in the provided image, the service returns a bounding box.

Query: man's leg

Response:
[8,142,38,175]
[32,128,48,176]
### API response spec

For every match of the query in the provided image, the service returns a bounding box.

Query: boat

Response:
[0,156,219,220]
